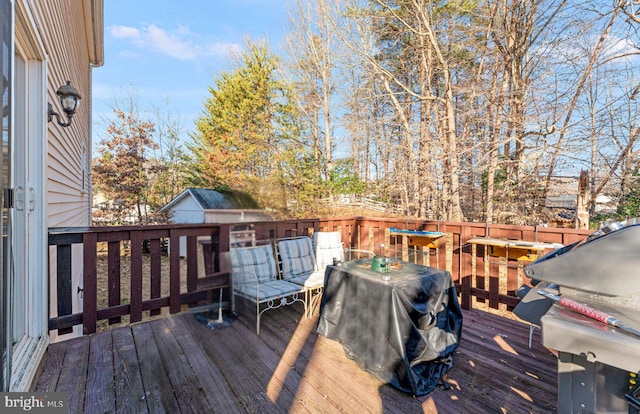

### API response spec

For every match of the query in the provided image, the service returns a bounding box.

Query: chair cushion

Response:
[235,279,303,302]
[230,244,277,283]
[314,232,344,269]
[277,237,316,280]
[313,231,342,247]
[288,270,325,288]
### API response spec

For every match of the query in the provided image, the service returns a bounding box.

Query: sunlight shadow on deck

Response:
[510,386,534,402]
[493,334,518,355]
[266,316,315,403]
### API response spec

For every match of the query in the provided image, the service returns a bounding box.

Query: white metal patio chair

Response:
[310,231,345,316]
[276,236,326,318]
[313,231,344,269]
[230,243,304,335]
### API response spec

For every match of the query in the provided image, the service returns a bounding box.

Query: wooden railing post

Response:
[149,238,162,317]
[186,234,199,292]
[459,225,472,310]
[130,230,143,323]
[107,240,122,324]
[55,243,73,335]
[83,232,98,335]
[169,229,182,314]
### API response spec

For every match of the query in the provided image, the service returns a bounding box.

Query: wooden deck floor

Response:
[35,304,557,413]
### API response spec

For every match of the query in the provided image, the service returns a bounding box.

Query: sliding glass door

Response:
[0,0,12,392]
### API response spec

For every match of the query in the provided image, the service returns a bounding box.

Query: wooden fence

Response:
[48,218,591,335]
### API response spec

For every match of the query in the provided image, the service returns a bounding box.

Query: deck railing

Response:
[48,217,591,335]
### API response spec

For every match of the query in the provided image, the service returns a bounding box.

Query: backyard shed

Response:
[160,188,272,254]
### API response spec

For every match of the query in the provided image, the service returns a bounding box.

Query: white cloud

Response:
[602,35,639,63]
[111,25,141,39]
[93,82,207,103]
[109,24,242,61]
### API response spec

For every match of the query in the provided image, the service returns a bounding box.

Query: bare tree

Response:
[283,0,340,178]
[543,3,623,195]
[150,98,189,207]
[276,0,640,225]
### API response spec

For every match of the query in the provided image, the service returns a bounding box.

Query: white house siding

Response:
[33,0,95,227]
[203,209,272,223]
[21,0,103,343]
[169,197,205,256]
[171,196,206,224]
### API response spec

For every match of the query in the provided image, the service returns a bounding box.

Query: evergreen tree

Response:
[188,41,304,212]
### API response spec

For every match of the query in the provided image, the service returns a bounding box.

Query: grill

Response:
[513,218,640,413]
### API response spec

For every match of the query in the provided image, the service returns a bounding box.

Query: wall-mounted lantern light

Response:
[48,81,81,127]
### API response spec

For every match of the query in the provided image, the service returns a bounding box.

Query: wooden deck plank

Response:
[222,309,333,413]
[257,307,388,412]
[166,316,245,413]
[186,315,290,414]
[84,331,116,414]
[459,322,557,391]
[112,326,149,413]
[277,304,557,413]
[53,335,90,414]
[149,318,214,413]
[441,343,551,413]
[130,322,181,413]
[456,332,556,398]
[33,339,67,392]
[425,311,557,413]
[35,307,558,414]
[260,304,425,413]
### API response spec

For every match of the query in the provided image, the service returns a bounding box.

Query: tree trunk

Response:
[575,169,589,229]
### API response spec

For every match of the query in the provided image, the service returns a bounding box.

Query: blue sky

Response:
[92,0,289,149]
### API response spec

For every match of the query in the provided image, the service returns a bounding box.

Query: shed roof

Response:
[160,188,261,212]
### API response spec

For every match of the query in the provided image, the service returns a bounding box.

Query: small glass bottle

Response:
[382,257,390,281]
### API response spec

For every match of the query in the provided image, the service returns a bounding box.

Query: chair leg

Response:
[309,289,322,318]
[304,289,311,318]
[256,302,261,336]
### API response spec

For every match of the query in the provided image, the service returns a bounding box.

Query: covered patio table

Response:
[316,258,463,396]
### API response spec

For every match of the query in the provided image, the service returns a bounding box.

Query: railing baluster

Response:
[186,235,198,292]
[169,229,181,314]
[149,238,162,316]
[108,241,121,324]
[460,225,472,310]
[55,243,73,335]
[83,232,98,335]
[130,231,143,323]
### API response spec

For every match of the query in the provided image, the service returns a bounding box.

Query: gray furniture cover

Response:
[316,259,463,396]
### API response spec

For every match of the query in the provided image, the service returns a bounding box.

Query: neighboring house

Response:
[545,178,617,213]
[593,194,617,214]
[92,190,154,225]
[160,188,272,254]
[545,194,577,209]
[1,0,103,391]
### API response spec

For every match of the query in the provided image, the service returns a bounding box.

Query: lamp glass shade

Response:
[60,94,79,114]
[56,81,82,116]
